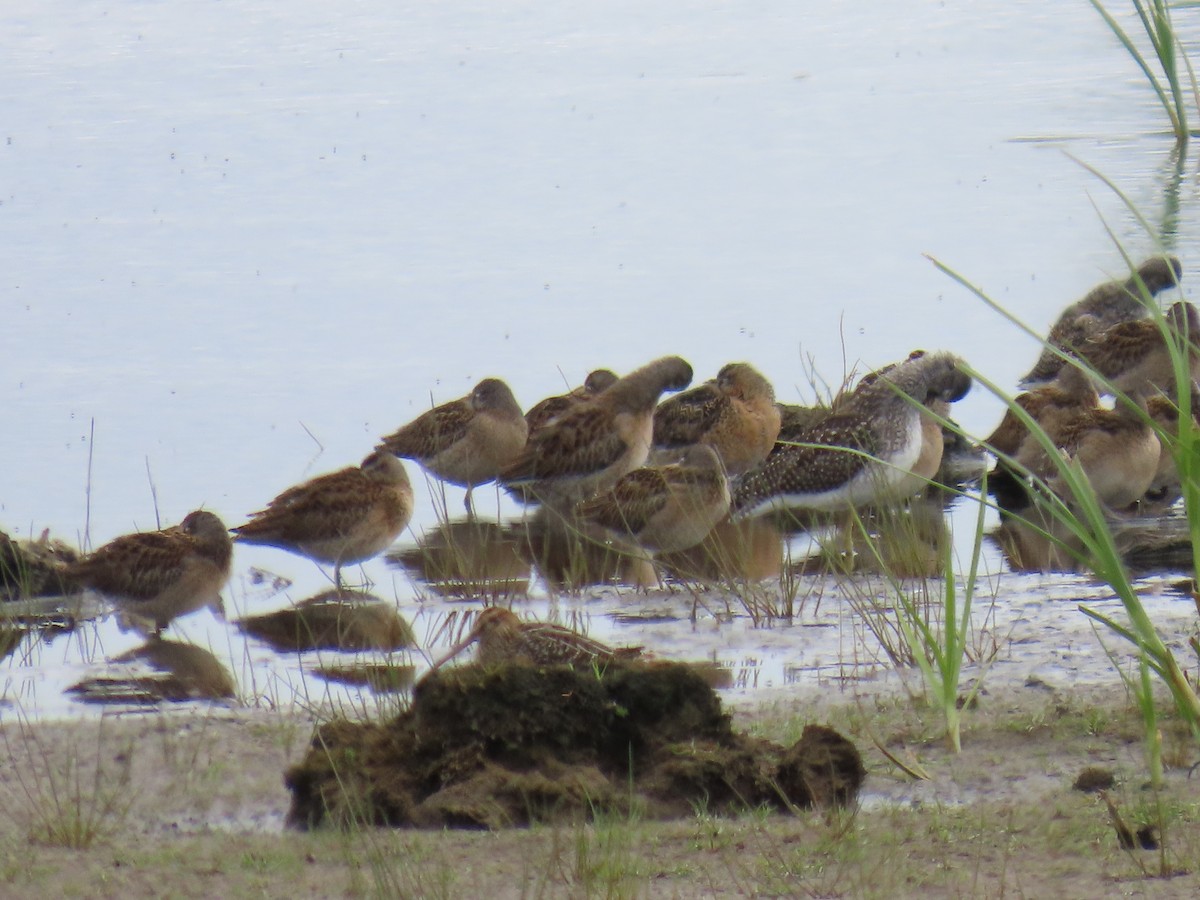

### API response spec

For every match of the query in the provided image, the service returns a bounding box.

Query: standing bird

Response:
[986,365,1101,460]
[732,352,971,519]
[67,510,232,636]
[984,365,1101,513]
[428,606,642,671]
[652,362,782,477]
[524,368,619,435]
[231,451,413,589]
[1141,386,1200,513]
[575,443,731,555]
[377,377,527,514]
[1074,301,1200,397]
[1019,256,1182,389]
[501,356,693,507]
[1012,392,1161,513]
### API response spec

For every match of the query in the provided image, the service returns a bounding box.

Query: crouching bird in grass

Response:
[67,510,232,636]
[500,356,693,509]
[428,607,643,671]
[377,377,527,515]
[231,450,414,590]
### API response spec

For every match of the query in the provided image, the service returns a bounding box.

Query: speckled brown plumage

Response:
[501,356,693,506]
[1142,387,1200,511]
[67,510,232,634]
[524,369,618,435]
[776,402,831,440]
[1020,256,1182,388]
[652,362,781,476]
[575,444,731,554]
[378,377,527,512]
[430,607,643,670]
[732,352,970,519]
[985,365,1100,459]
[232,451,413,587]
[1073,301,1200,396]
[1014,393,1160,511]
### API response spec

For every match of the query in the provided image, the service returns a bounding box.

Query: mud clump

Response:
[1072,766,1116,793]
[285,661,864,830]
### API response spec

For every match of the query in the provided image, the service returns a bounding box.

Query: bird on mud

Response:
[377,377,527,515]
[67,510,232,636]
[500,356,694,508]
[427,607,643,671]
[231,450,414,589]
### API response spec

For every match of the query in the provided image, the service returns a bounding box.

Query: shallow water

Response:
[4,0,1200,719]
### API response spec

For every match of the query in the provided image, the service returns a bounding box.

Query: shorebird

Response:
[985,365,1101,512]
[1137,385,1200,513]
[428,606,642,671]
[232,450,413,588]
[731,352,971,519]
[575,444,731,555]
[525,369,619,435]
[1012,391,1161,513]
[67,510,232,635]
[378,377,527,514]
[501,355,693,507]
[776,401,831,440]
[1073,301,1200,397]
[1020,256,1182,389]
[652,362,781,477]
[986,365,1101,460]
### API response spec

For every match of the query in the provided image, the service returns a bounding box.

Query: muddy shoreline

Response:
[1,672,1199,897]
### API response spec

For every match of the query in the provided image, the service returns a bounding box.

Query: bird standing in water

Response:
[378,377,527,514]
[501,356,693,507]
[232,450,413,589]
[68,510,232,636]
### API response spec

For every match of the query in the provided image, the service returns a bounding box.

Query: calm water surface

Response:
[4,0,1200,718]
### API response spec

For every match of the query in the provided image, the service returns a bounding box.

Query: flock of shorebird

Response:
[58,254,1198,663]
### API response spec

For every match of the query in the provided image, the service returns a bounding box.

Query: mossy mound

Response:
[285,661,864,830]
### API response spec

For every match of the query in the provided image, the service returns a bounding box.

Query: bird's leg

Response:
[464,486,476,518]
